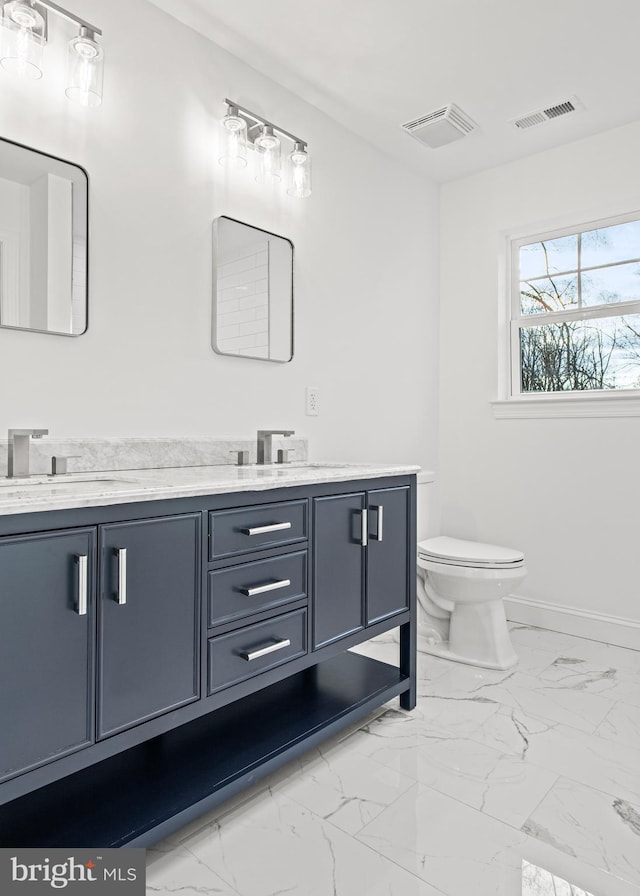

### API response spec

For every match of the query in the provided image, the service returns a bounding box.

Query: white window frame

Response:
[493,210,640,419]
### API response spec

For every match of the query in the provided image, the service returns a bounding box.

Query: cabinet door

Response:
[366,486,410,624]
[312,493,365,649]
[98,514,200,738]
[0,529,95,782]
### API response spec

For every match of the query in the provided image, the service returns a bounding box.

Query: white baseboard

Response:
[504,595,640,651]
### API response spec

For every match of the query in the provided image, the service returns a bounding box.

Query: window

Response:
[510,213,640,398]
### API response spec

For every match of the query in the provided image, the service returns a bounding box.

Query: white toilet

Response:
[417,535,527,670]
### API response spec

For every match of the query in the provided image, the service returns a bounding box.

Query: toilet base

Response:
[420,639,518,671]
[420,598,519,671]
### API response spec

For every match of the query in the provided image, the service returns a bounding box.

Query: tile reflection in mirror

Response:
[212,216,293,362]
[522,860,595,896]
[0,136,88,336]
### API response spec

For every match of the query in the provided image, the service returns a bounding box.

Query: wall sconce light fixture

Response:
[0,0,104,106]
[218,104,248,169]
[286,141,312,199]
[219,99,312,198]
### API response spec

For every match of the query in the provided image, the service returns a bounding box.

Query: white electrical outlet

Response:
[305,386,319,416]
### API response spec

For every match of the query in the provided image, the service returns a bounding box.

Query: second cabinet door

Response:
[98,514,200,739]
[366,486,410,624]
[312,493,365,649]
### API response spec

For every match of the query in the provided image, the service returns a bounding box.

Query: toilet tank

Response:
[416,470,438,542]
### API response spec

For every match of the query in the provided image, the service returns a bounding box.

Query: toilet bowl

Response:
[417,535,526,670]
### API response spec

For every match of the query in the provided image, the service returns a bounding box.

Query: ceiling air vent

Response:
[402,103,477,149]
[512,95,585,129]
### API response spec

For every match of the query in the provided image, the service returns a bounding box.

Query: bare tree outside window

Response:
[514,217,640,394]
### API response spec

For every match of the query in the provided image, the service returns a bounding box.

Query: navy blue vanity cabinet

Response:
[97,514,200,739]
[0,529,96,783]
[366,486,410,624]
[0,474,415,849]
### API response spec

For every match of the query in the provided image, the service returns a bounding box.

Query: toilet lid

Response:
[418,535,524,566]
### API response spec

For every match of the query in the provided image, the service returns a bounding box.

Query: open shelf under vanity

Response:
[0,652,408,848]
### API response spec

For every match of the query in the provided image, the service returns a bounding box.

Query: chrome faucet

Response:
[256,429,295,465]
[7,428,49,478]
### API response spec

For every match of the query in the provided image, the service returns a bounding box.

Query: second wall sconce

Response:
[0,0,104,106]
[219,99,312,199]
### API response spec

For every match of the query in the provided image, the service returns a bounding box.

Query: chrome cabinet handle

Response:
[241,578,291,597]
[372,504,384,541]
[76,554,88,616]
[242,639,291,662]
[361,509,368,547]
[115,548,127,605]
[242,522,292,536]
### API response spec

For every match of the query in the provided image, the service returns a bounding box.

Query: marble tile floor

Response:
[147,625,640,895]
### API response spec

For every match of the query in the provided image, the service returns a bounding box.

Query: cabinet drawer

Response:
[208,550,307,628]
[209,500,307,560]
[207,608,307,694]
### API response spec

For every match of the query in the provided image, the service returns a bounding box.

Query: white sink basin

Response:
[0,476,135,495]
[274,462,356,470]
[0,475,127,487]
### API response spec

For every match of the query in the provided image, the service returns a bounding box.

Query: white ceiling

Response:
[148,0,640,183]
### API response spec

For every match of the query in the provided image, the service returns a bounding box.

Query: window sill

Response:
[491,393,640,419]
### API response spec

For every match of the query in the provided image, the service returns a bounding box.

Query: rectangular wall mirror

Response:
[212,216,293,362]
[0,136,88,337]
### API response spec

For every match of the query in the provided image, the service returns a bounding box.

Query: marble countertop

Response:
[0,462,423,516]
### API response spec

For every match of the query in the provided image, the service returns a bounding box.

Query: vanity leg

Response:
[400,483,417,711]
[399,619,416,710]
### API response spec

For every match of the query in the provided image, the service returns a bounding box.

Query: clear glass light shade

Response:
[0,1,45,80]
[218,110,248,168]
[287,143,312,198]
[255,126,282,184]
[65,29,104,107]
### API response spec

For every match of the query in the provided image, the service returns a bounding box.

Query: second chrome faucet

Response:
[256,429,295,465]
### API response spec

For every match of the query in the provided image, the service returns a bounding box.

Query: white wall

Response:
[0,0,439,474]
[440,120,640,643]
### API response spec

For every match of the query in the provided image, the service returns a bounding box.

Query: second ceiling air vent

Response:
[402,103,477,149]
[512,95,585,129]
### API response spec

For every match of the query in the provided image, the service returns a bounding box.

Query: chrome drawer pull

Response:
[116,548,127,605]
[241,578,291,597]
[242,522,292,536]
[372,504,384,541]
[76,554,88,616]
[361,509,368,547]
[242,639,291,662]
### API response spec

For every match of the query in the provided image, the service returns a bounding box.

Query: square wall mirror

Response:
[0,136,88,337]
[212,216,294,362]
